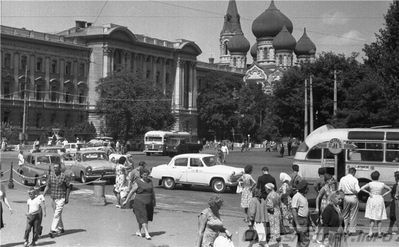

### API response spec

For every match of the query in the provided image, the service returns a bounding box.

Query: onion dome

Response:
[250,43,257,58]
[294,28,316,56]
[273,26,296,51]
[227,34,250,53]
[252,0,293,39]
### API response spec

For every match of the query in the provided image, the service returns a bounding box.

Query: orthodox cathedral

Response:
[219,0,316,94]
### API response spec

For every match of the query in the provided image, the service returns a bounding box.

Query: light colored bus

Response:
[294,124,399,190]
[144,131,191,156]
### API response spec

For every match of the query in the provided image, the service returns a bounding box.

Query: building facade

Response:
[1,21,202,141]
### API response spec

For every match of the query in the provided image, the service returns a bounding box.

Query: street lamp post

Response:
[19,66,28,145]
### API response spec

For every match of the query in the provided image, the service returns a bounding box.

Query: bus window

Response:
[386,143,399,162]
[306,147,321,159]
[146,136,162,142]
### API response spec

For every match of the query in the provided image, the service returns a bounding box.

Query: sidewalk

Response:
[1,184,399,247]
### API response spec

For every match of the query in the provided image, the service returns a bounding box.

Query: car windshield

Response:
[82,153,107,161]
[37,156,61,164]
[202,156,218,167]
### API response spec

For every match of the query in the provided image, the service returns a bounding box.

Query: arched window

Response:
[223,41,229,55]
[233,57,237,67]
[2,78,11,98]
[263,48,268,60]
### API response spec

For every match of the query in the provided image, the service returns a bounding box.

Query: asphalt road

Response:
[0,149,301,215]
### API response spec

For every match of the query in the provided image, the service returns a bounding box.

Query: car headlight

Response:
[86,166,92,173]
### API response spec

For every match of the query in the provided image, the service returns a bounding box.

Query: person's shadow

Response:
[1,240,56,247]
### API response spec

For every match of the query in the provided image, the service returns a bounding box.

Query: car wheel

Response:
[211,178,226,193]
[80,172,87,183]
[162,177,175,190]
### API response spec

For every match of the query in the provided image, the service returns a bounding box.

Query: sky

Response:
[0,0,392,63]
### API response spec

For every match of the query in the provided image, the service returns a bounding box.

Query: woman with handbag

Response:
[197,195,232,247]
[238,165,256,222]
[265,183,282,246]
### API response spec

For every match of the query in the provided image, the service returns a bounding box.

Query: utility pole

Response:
[304,79,308,138]
[309,75,314,133]
[22,65,28,145]
[333,70,337,116]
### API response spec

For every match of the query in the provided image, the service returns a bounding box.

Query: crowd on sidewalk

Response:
[198,165,399,247]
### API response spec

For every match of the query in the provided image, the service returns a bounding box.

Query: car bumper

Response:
[85,174,115,179]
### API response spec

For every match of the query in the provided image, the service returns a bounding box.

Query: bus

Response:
[294,125,399,194]
[143,131,191,156]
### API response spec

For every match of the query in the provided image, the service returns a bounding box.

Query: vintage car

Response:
[67,150,116,183]
[17,153,74,187]
[40,146,65,153]
[150,153,244,193]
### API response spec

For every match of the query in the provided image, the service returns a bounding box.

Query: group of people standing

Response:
[197,164,399,247]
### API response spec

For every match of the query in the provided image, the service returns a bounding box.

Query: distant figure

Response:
[18,150,25,167]
[256,166,277,200]
[287,139,292,156]
[220,142,229,163]
[33,139,40,151]
[265,141,271,152]
[216,144,223,163]
[279,143,285,157]
[116,140,121,154]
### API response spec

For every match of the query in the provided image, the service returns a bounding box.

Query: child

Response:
[24,187,46,247]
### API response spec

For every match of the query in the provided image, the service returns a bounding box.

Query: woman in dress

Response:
[238,165,256,222]
[321,190,345,247]
[360,171,392,238]
[265,183,282,246]
[279,172,293,234]
[388,171,399,235]
[113,156,127,208]
[0,182,14,229]
[197,195,231,247]
[248,188,268,246]
[123,168,156,240]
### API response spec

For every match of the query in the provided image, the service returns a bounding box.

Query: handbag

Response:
[236,183,243,194]
[243,228,258,241]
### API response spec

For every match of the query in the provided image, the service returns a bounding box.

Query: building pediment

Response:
[243,64,267,82]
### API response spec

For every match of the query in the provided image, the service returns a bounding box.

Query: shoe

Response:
[377,233,383,238]
[366,234,373,240]
[38,226,43,236]
[135,231,142,237]
[115,204,121,208]
[23,241,29,247]
[49,231,56,238]
[59,228,65,234]
[29,241,36,246]
[145,234,151,240]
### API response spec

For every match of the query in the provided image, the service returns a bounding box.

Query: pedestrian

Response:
[338,167,360,235]
[114,156,127,208]
[321,190,345,247]
[123,168,155,240]
[387,171,399,235]
[314,167,326,194]
[292,180,310,247]
[248,188,268,246]
[24,187,46,246]
[279,143,285,157]
[43,163,71,238]
[265,183,282,246]
[116,140,121,154]
[314,172,337,242]
[127,161,146,189]
[1,139,6,151]
[257,166,277,200]
[360,171,392,239]
[237,165,256,222]
[18,150,25,167]
[290,165,303,196]
[221,142,229,163]
[287,139,292,156]
[1,180,14,229]
[196,195,232,247]
[279,172,294,234]
[265,141,271,152]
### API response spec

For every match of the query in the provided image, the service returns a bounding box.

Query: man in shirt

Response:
[256,166,277,199]
[220,142,229,163]
[292,180,310,247]
[43,163,71,238]
[338,167,360,235]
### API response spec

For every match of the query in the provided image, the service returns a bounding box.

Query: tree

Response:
[96,72,175,141]
[363,0,399,124]
[197,71,242,141]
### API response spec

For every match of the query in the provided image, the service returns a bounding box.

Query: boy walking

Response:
[24,187,46,246]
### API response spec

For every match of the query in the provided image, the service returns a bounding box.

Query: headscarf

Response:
[280,172,291,183]
[265,183,275,190]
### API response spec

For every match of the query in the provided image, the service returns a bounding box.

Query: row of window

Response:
[2,111,86,128]
[306,141,399,162]
[2,53,86,76]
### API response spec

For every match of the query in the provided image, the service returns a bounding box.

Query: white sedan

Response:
[150,153,244,193]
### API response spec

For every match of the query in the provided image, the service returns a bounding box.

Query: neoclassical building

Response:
[1,21,202,140]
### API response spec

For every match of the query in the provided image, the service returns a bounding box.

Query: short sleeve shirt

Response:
[292,192,309,217]
[27,194,45,214]
[47,172,70,199]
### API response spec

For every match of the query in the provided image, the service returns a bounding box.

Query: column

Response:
[161,58,166,95]
[132,53,137,74]
[29,54,35,100]
[143,55,148,78]
[173,58,183,110]
[188,62,193,109]
[102,47,112,77]
[45,57,50,100]
[59,59,65,101]
[192,62,198,109]
[13,52,20,98]
[152,57,157,86]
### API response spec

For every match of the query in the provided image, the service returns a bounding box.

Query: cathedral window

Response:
[36,57,43,72]
[65,61,72,75]
[21,55,28,70]
[51,59,57,73]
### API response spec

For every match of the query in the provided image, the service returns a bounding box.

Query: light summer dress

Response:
[365,181,387,220]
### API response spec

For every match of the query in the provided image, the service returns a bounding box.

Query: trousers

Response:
[294,216,310,247]
[24,211,42,241]
[342,195,359,233]
[51,198,65,232]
